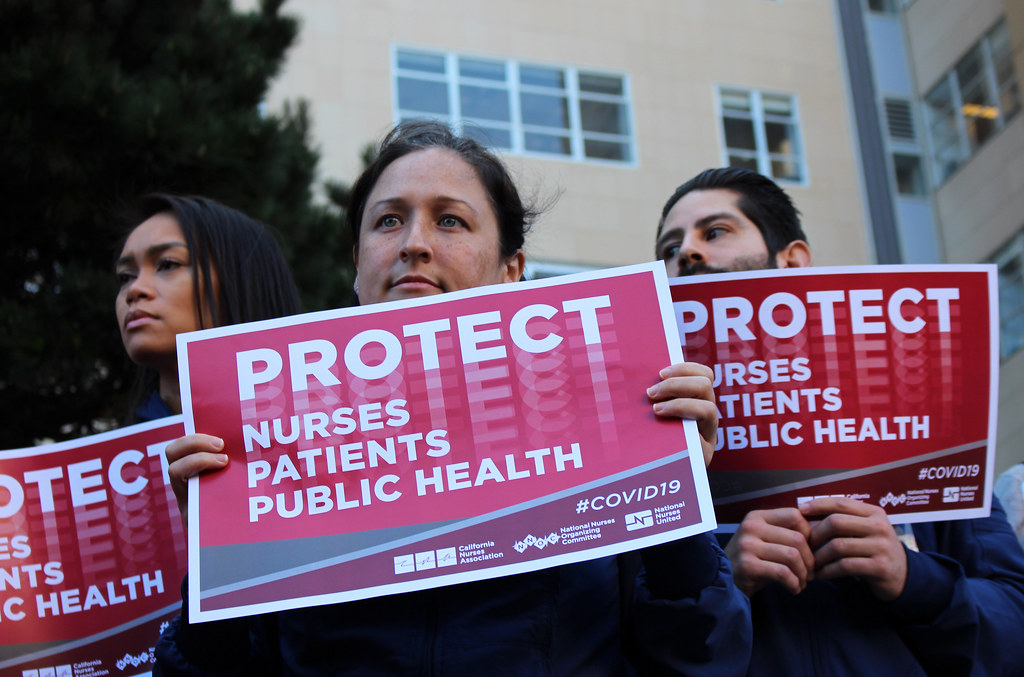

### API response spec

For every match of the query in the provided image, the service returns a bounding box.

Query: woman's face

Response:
[115,213,212,373]
[354,147,525,305]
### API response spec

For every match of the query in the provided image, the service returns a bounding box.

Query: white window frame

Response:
[714,85,808,185]
[391,46,637,166]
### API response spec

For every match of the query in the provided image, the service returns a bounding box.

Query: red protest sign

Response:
[0,418,187,677]
[178,263,715,622]
[670,265,998,524]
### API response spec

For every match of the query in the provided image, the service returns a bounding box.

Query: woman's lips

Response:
[391,276,441,293]
[124,309,157,331]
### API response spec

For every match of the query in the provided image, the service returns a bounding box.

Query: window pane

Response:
[520,92,569,128]
[762,94,794,117]
[955,47,987,99]
[728,155,759,172]
[397,77,449,114]
[464,125,511,150]
[397,51,445,74]
[579,73,623,96]
[723,116,757,151]
[765,121,798,155]
[770,157,803,182]
[962,104,998,150]
[719,86,804,182]
[721,89,751,112]
[958,48,998,149]
[584,138,629,161]
[520,66,564,89]
[990,21,1021,120]
[525,132,571,155]
[460,85,510,121]
[580,100,628,134]
[893,153,927,196]
[459,58,505,81]
[925,78,962,182]
[996,66,1021,120]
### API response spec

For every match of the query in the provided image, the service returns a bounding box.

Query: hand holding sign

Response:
[165,433,227,527]
[647,361,717,468]
[802,496,908,601]
[724,507,815,597]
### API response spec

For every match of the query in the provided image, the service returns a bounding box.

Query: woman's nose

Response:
[125,269,154,302]
[399,219,434,261]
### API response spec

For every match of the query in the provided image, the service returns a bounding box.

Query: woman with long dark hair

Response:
[115,194,301,421]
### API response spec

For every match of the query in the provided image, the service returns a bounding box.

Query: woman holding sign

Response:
[156,121,750,676]
[116,193,302,421]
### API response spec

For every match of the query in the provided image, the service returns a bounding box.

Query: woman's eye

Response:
[157,258,184,272]
[439,215,462,229]
[380,215,402,229]
[116,271,135,287]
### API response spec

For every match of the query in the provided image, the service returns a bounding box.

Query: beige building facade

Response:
[249,0,871,271]
[246,0,1024,475]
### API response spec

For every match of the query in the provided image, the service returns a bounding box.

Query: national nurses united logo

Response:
[624,509,653,531]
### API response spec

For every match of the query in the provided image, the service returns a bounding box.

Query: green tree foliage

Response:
[0,0,357,448]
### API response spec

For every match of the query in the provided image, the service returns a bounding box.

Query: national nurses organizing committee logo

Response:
[513,533,560,553]
[880,492,908,508]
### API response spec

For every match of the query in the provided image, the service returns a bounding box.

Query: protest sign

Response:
[670,265,998,525]
[178,262,715,622]
[0,418,187,677]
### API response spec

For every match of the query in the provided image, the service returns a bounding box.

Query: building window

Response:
[924,19,1020,184]
[393,47,635,164]
[717,87,806,183]
[992,230,1024,361]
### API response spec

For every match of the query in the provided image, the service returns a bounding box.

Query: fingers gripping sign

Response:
[725,508,815,597]
[801,496,909,601]
[165,433,228,528]
[646,361,718,468]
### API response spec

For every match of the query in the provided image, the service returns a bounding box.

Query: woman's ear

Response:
[503,250,526,283]
[775,240,812,268]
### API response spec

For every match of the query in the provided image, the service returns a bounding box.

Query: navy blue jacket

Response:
[137,390,174,421]
[723,497,1024,677]
[155,534,751,676]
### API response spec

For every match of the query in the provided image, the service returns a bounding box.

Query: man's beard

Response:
[678,253,776,276]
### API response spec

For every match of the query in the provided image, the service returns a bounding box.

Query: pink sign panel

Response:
[0,418,187,677]
[178,263,715,622]
[670,265,998,525]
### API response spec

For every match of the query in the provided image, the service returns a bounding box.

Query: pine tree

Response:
[0,0,356,447]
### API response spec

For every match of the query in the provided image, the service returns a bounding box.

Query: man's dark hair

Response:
[657,167,807,255]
